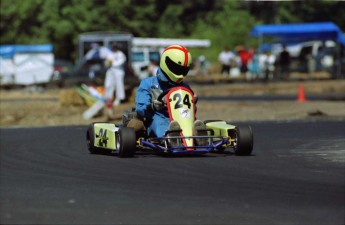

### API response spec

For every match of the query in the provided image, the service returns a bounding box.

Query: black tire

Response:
[234,125,253,156]
[117,127,136,158]
[86,124,103,154]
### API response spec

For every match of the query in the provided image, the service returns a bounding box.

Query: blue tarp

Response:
[0,44,53,59]
[250,22,345,47]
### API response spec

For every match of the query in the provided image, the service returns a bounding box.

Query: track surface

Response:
[1,120,344,225]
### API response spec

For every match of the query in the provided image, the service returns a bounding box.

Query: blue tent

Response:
[250,22,345,47]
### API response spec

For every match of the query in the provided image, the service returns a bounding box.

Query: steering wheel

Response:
[156,86,196,104]
[156,88,173,103]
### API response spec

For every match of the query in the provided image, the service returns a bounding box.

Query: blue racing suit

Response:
[135,68,190,137]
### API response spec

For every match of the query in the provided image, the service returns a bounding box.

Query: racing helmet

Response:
[160,45,192,83]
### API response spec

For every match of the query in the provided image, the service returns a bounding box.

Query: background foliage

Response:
[1,0,344,62]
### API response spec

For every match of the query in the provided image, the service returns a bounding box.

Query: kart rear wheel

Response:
[86,124,103,154]
[117,127,136,158]
[234,126,253,156]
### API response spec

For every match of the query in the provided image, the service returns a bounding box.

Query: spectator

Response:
[247,49,260,81]
[197,55,209,76]
[315,45,327,72]
[278,44,291,80]
[238,46,253,74]
[218,47,235,75]
[260,51,276,81]
[85,43,103,80]
[104,44,127,119]
[229,51,241,77]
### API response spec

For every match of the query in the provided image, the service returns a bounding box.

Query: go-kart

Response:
[86,86,253,157]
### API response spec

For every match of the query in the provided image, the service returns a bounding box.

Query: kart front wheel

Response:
[117,127,136,158]
[234,126,253,156]
[86,124,103,154]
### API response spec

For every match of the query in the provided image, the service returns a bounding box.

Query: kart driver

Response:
[135,45,206,145]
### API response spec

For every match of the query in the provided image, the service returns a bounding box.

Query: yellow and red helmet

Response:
[160,45,192,83]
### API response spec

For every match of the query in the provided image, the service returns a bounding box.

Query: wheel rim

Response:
[116,133,121,150]
[233,132,238,150]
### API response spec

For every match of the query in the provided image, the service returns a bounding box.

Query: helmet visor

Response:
[165,56,190,76]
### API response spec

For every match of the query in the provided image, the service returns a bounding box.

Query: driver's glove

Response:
[152,99,164,111]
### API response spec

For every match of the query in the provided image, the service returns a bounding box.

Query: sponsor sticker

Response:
[180,108,190,118]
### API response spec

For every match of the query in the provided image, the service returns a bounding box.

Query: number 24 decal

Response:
[173,93,191,109]
[96,128,108,147]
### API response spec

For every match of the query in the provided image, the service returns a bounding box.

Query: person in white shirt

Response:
[218,47,235,75]
[84,43,102,80]
[104,44,126,118]
[259,51,276,81]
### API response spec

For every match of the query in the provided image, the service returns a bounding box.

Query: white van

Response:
[270,40,336,72]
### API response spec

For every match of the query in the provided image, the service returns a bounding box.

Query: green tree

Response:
[1,0,50,43]
[1,0,344,61]
[190,0,256,62]
[277,0,345,27]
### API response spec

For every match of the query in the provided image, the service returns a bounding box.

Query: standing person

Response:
[135,45,206,146]
[278,45,291,80]
[229,52,241,77]
[197,55,208,76]
[262,51,276,81]
[238,46,253,75]
[218,47,235,75]
[247,49,260,81]
[104,44,126,119]
[84,43,102,81]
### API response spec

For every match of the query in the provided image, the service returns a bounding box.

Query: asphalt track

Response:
[0,120,344,225]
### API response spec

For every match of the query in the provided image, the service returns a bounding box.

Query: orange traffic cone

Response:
[297,85,307,102]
